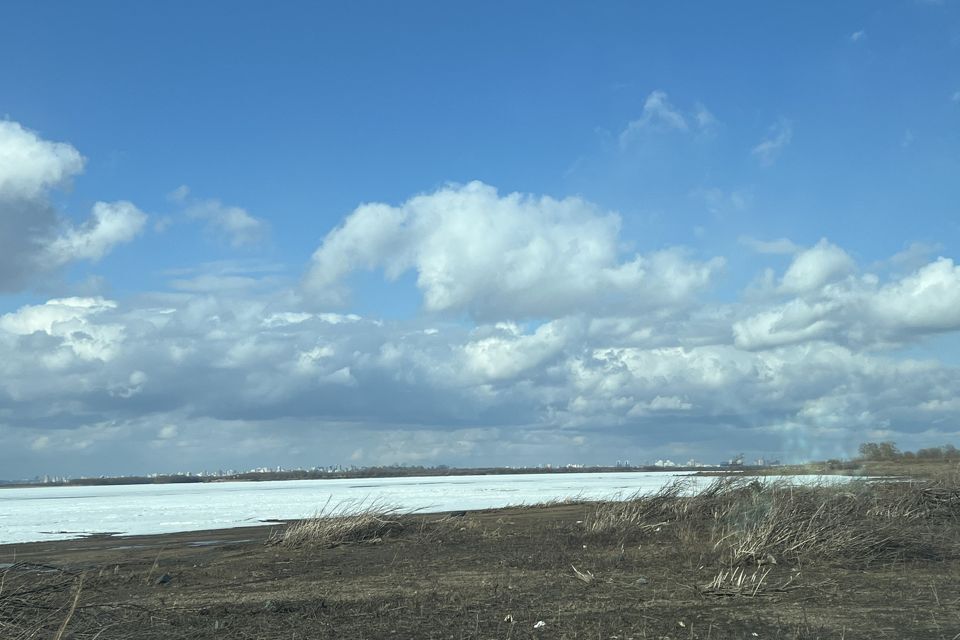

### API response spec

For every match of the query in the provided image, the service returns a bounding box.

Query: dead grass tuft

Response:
[585,478,688,535]
[700,565,772,597]
[268,498,404,548]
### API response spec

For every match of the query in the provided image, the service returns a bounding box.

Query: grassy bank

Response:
[2,474,958,639]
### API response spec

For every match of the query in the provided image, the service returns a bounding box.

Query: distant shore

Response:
[0,463,738,489]
[7,455,957,489]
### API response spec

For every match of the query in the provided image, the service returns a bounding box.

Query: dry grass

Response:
[586,475,958,566]
[268,498,405,548]
[701,565,772,597]
[571,564,596,584]
[585,478,688,535]
[0,563,84,640]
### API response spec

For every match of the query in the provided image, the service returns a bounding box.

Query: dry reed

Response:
[268,498,405,548]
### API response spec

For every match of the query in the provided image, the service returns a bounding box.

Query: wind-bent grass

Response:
[586,475,959,566]
[269,498,405,548]
[584,478,689,535]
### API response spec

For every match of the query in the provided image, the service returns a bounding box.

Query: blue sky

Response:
[1,1,959,478]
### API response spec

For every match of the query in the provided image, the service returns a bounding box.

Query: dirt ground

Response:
[3,485,959,640]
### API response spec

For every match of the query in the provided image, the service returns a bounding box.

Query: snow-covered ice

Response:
[0,471,851,544]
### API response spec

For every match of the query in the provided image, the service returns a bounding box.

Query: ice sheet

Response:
[0,472,851,544]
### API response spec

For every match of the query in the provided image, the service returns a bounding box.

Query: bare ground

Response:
[2,477,959,639]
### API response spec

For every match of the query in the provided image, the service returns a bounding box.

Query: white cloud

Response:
[110,370,148,398]
[0,120,85,199]
[869,257,960,333]
[733,298,841,350]
[3,245,960,477]
[3,172,960,476]
[619,91,716,147]
[262,312,314,328]
[187,198,267,247]
[44,201,147,266]
[751,119,793,166]
[850,30,866,42]
[629,395,693,416]
[778,239,856,294]
[952,91,960,103]
[462,320,573,381]
[157,424,179,440]
[304,181,723,320]
[0,120,147,291]
[0,297,124,362]
[0,296,116,335]
[735,255,960,350]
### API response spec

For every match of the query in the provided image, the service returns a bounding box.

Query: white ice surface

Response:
[0,472,851,544]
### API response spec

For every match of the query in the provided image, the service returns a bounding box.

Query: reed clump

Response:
[269,498,404,548]
[586,475,958,566]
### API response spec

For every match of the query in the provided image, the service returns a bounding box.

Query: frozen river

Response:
[0,471,849,544]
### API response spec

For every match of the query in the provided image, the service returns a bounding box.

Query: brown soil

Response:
[2,492,958,639]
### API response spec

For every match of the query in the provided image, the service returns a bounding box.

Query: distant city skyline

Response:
[1,2,960,478]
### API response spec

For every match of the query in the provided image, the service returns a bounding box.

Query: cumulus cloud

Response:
[44,201,147,266]
[868,258,960,333]
[304,181,723,320]
[462,320,574,382]
[850,30,866,42]
[0,120,85,199]
[4,244,960,477]
[0,296,124,363]
[778,239,856,294]
[3,176,960,477]
[0,120,147,291]
[733,299,842,350]
[751,119,793,166]
[735,252,960,351]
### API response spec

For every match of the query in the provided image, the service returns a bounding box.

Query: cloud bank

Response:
[2,122,960,478]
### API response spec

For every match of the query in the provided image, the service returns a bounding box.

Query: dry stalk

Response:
[571,565,595,584]
[702,565,771,597]
[53,574,84,640]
